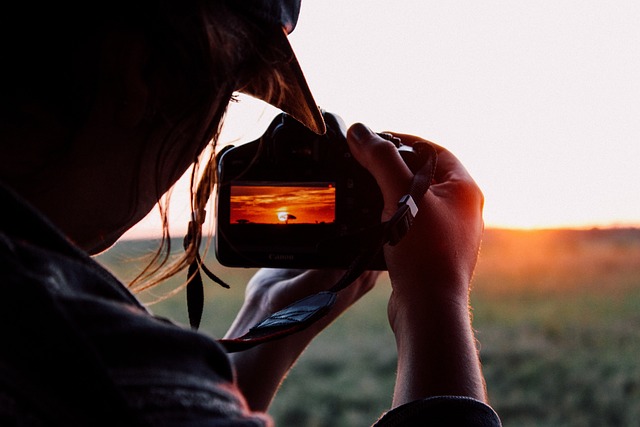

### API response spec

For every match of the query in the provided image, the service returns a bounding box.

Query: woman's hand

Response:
[226,268,379,339]
[346,123,487,406]
[347,124,484,303]
[225,268,380,411]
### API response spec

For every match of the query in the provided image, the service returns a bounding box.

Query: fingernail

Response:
[350,123,374,144]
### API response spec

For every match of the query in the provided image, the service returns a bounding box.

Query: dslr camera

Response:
[215,111,423,270]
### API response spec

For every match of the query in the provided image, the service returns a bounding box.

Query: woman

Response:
[0,1,500,425]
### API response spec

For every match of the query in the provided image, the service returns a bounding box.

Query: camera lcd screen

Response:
[229,183,336,225]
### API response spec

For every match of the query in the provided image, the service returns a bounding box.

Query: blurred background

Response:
[125,0,640,237]
[100,1,640,426]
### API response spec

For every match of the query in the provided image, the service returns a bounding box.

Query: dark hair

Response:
[1,1,285,293]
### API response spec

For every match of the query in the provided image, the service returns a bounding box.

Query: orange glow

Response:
[230,184,335,224]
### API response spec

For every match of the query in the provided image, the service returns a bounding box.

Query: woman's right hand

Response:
[346,123,487,406]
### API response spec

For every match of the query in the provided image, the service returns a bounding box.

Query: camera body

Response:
[215,111,421,270]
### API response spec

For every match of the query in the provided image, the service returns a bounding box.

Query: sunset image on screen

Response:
[230,184,335,224]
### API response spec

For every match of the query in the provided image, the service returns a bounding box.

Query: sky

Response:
[124,0,640,239]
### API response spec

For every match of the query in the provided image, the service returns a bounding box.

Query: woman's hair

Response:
[1,1,286,295]
[124,1,288,295]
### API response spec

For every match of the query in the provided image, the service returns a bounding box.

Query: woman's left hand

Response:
[225,268,381,411]
[226,268,380,339]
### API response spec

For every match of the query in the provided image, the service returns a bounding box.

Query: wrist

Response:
[387,275,470,326]
[388,286,487,405]
[388,289,469,340]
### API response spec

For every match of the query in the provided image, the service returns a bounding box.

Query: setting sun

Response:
[277,211,289,222]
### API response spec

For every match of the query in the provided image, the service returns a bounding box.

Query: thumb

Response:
[346,123,413,219]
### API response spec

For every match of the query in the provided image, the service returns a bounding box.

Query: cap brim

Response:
[238,27,326,135]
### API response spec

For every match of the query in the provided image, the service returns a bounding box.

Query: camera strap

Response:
[217,142,438,353]
[183,213,231,330]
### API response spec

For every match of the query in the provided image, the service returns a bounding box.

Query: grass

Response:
[96,227,640,426]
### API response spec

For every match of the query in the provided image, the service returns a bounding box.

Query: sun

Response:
[277,211,289,222]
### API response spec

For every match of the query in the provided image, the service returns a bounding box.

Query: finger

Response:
[430,146,476,185]
[380,131,436,148]
[279,269,345,302]
[330,270,380,298]
[248,268,307,289]
[280,269,381,309]
[347,123,413,218]
[383,131,475,185]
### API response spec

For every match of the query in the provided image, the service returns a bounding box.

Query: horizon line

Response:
[119,222,640,241]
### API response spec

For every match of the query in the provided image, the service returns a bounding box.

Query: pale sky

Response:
[124,0,640,239]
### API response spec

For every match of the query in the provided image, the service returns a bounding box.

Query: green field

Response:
[96,228,640,427]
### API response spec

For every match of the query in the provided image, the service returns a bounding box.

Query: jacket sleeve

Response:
[373,396,502,427]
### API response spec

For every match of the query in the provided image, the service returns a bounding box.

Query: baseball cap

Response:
[230,0,326,135]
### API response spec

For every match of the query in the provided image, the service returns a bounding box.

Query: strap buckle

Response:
[387,195,418,246]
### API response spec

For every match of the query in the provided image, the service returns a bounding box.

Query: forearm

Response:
[225,297,337,411]
[225,269,379,411]
[389,283,487,408]
[228,337,308,412]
